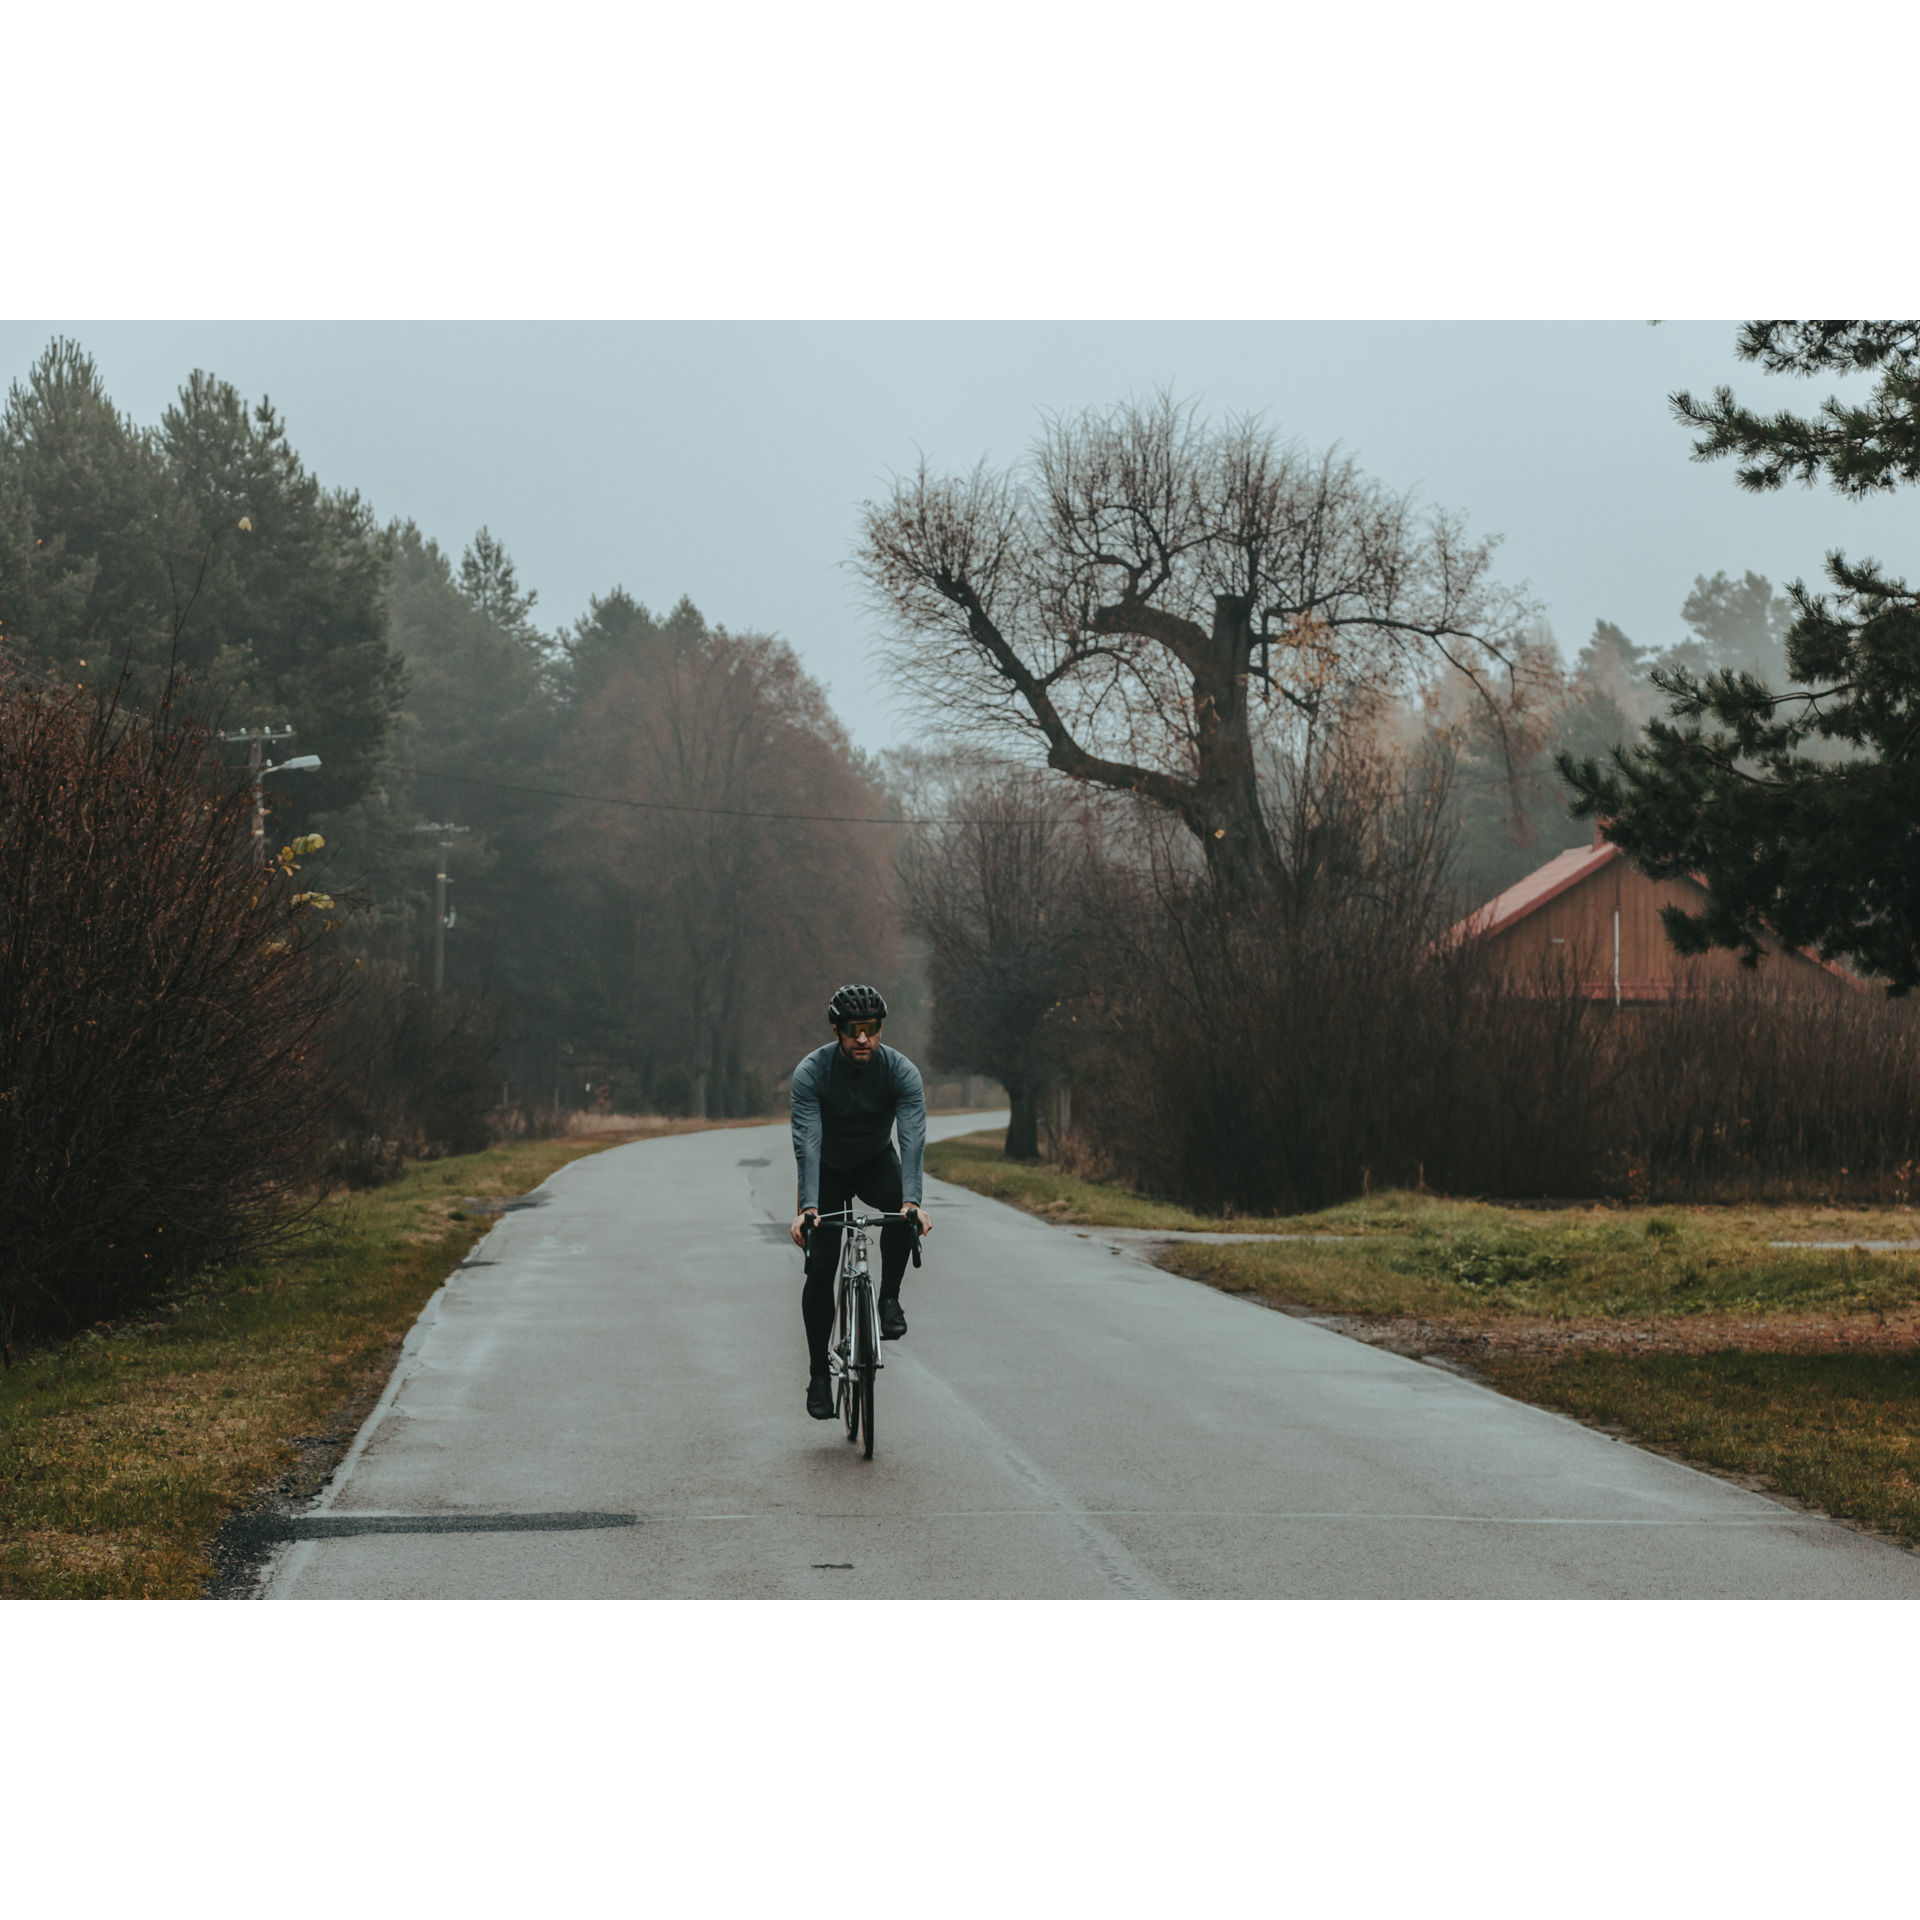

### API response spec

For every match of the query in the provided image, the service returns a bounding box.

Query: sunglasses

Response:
[840,1019,883,1040]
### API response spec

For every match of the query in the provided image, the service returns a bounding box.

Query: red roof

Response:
[1446,841,1623,947]
[1446,838,1869,993]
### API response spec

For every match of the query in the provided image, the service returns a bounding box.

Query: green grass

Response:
[0,1133,639,1599]
[931,1130,1920,1324]
[1485,1348,1920,1547]
[1165,1218,1920,1325]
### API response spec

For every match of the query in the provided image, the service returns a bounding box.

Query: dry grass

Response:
[1485,1349,1920,1547]
[924,1130,1307,1232]
[1164,1208,1920,1325]
[0,1130,683,1599]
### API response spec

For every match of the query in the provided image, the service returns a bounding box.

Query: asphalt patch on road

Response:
[202,1363,395,1599]
[208,1506,639,1587]
[275,1510,638,1540]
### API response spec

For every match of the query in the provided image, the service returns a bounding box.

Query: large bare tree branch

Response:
[856,394,1532,898]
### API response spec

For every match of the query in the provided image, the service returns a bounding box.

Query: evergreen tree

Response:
[0,339,405,822]
[0,339,190,686]
[1673,321,1920,495]
[1577,618,1650,688]
[1562,322,1920,988]
[564,588,703,702]
[159,369,403,815]
[397,523,558,805]
[1659,570,1795,685]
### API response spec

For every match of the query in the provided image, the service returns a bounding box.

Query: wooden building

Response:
[1450,825,1864,1001]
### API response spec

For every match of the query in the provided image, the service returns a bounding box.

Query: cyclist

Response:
[789,984,933,1420]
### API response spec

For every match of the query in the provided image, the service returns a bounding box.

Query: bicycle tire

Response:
[844,1317,862,1446]
[851,1274,877,1460]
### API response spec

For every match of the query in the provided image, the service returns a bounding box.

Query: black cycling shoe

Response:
[806,1371,836,1420]
[878,1293,908,1341]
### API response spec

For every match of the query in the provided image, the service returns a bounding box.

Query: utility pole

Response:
[414,822,470,992]
[220,725,321,864]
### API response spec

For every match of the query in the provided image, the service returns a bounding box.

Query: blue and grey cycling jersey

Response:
[789,1042,926,1210]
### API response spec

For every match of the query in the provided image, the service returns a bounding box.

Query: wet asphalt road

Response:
[263,1114,1920,1598]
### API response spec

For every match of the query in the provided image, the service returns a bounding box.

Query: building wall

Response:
[1490,856,1841,999]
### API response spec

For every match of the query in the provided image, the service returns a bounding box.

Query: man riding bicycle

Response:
[789,984,933,1421]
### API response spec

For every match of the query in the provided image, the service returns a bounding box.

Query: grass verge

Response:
[931,1128,1920,1548]
[1484,1349,1920,1546]
[0,1125,731,1599]
[923,1131,1312,1232]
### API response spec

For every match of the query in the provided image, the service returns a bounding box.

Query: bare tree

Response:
[856,393,1530,904]
[1260,697,1461,937]
[897,768,1099,1159]
[565,623,895,1114]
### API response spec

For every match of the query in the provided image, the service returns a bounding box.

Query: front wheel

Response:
[850,1277,877,1460]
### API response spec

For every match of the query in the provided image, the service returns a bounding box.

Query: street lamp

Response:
[221,727,323,864]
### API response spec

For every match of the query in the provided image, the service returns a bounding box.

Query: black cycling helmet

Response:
[828,983,888,1028]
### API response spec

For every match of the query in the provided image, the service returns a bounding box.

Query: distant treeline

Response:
[1437,575,1803,909]
[0,337,900,1145]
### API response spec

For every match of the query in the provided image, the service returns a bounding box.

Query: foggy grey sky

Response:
[4,320,1914,745]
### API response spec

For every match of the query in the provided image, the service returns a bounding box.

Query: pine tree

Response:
[1561,323,1920,989]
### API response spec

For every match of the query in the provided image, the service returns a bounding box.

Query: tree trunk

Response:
[1191,594,1279,907]
[1004,1072,1039,1160]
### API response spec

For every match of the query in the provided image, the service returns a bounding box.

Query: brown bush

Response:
[0,670,347,1353]
[897,769,1102,1159]
[1080,889,1920,1213]
[1059,709,1920,1211]
[318,960,505,1187]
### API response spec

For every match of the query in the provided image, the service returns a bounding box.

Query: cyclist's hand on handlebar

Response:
[904,1202,932,1239]
[790,1207,818,1250]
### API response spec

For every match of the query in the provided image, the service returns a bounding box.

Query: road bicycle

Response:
[805,1208,921,1461]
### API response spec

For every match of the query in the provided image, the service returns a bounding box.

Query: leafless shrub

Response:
[318,959,504,1187]
[1580,976,1920,1205]
[0,668,346,1354]
[897,768,1103,1158]
[1070,721,1920,1211]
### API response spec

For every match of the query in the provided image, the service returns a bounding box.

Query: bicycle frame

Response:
[805,1208,920,1458]
[827,1211,881,1390]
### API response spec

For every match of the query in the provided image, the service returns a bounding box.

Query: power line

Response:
[409,767,1057,827]
[402,763,1568,828]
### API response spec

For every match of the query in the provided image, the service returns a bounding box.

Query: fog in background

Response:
[4,320,1915,744]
